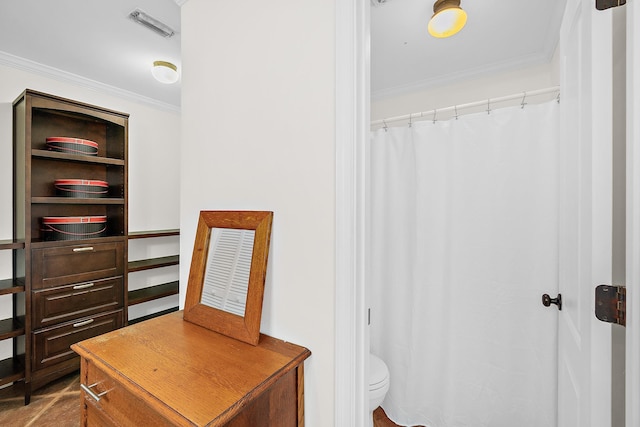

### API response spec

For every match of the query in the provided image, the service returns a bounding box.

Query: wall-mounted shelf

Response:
[0,239,25,389]
[128,255,179,273]
[127,230,179,323]
[0,278,24,295]
[128,281,179,306]
[128,229,179,239]
[0,317,24,340]
[0,240,25,250]
[0,356,25,386]
[127,307,178,325]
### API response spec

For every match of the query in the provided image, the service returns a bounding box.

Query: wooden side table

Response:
[71,311,311,426]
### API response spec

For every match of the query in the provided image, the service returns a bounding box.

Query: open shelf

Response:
[31,149,125,166]
[128,229,180,239]
[128,307,179,325]
[29,235,125,249]
[0,239,25,389]
[32,197,125,205]
[0,317,24,340]
[127,229,180,324]
[0,240,25,250]
[0,278,25,296]
[128,281,179,306]
[128,255,179,273]
[0,355,25,387]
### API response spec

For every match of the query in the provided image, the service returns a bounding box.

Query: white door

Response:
[627,1,640,425]
[557,0,613,426]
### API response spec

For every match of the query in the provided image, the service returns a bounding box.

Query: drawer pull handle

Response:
[73,283,95,290]
[73,247,94,252]
[81,383,109,402]
[73,319,94,328]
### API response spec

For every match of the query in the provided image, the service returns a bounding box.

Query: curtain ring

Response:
[487,99,491,115]
[432,109,437,124]
[408,113,412,128]
[521,92,527,109]
[556,92,561,104]
[383,120,388,132]
[454,105,459,120]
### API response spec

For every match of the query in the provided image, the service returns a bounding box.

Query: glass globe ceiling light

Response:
[152,61,179,84]
[428,0,467,38]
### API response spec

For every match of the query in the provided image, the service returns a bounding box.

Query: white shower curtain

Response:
[369,101,560,427]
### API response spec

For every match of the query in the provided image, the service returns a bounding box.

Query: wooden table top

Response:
[72,311,311,426]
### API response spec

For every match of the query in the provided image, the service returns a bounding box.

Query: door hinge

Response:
[596,0,626,10]
[595,285,626,326]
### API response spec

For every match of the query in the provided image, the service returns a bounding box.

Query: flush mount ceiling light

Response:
[428,0,467,38]
[129,9,175,38]
[152,61,179,84]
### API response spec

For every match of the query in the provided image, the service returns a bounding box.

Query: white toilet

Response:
[369,353,390,426]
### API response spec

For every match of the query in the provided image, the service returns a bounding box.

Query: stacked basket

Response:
[43,137,109,241]
[45,136,99,156]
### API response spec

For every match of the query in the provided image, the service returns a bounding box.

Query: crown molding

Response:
[0,50,181,113]
[174,0,189,6]
[371,50,551,101]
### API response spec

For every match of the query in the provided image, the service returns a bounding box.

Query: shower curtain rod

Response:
[371,86,560,128]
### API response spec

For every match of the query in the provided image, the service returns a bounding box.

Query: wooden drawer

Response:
[32,241,124,289]
[84,398,118,427]
[81,359,176,427]
[33,277,124,329]
[33,310,122,371]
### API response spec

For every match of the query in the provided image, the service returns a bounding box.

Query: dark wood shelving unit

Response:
[127,230,180,323]
[13,89,129,404]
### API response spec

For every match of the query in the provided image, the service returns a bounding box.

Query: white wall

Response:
[180,1,336,425]
[0,63,181,354]
[372,49,561,122]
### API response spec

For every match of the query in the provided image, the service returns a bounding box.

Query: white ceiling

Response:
[0,0,181,109]
[371,0,567,99]
[0,0,567,108]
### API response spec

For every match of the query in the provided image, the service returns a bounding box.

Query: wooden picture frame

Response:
[183,211,273,345]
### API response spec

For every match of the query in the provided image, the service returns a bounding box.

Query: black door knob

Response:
[542,293,562,311]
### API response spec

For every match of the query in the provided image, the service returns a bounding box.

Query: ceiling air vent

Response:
[129,9,175,38]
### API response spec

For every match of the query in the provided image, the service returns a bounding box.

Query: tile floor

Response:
[0,373,80,427]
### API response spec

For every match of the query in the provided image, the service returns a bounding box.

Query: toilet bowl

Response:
[369,353,390,427]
